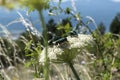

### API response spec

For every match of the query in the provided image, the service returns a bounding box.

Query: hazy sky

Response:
[52,0,120,3]
[0,0,120,32]
[111,0,120,2]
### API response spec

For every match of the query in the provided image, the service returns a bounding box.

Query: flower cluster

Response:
[20,0,49,11]
[39,34,93,63]
[39,45,63,63]
[67,34,93,48]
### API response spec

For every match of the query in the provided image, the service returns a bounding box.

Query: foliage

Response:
[95,22,106,35]
[1,0,120,80]
[25,40,42,77]
[20,0,49,12]
[85,31,120,80]
[0,0,16,9]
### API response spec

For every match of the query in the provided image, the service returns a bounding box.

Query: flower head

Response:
[39,45,63,63]
[67,34,93,48]
[20,0,49,11]
[39,34,93,63]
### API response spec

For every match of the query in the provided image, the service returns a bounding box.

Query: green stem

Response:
[38,11,49,80]
[69,62,80,80]
[34,64,38,77]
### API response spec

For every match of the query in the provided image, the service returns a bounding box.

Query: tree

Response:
[97,22,106,35]
[110,13,120,34]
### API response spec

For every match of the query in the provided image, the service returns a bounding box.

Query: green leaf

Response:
[57,25,64,30]
[25,61,33,67]
[64,23,72,33]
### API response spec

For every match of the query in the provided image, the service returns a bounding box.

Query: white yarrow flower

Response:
[67,34,93,48]
[39,46,63,63]
[39,34,93,63]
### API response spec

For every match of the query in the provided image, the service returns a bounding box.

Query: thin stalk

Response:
[110,39,117,80]
[68,62,80,80]
[34,64,38,77]
[38,11,49,80]
[52,64,65,80]
[110,57,115,80]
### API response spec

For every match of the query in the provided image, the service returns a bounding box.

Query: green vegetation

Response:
[0,0,120,80]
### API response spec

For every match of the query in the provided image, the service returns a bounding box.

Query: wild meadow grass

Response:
[0,0,120,80]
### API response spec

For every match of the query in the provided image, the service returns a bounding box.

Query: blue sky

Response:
[111,0,120,2]
[52,0,120,3]
[53,0,120,31]
[0,0,120,32]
